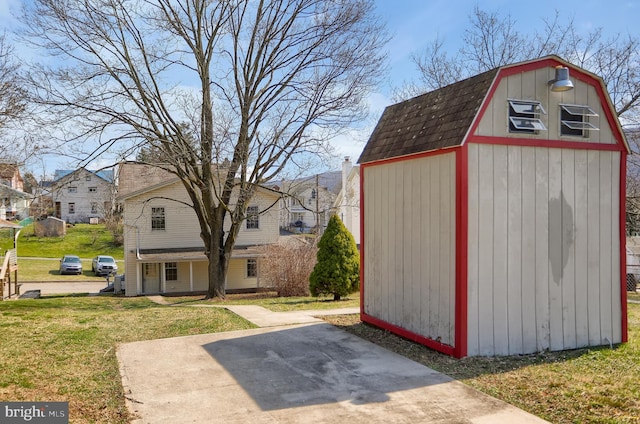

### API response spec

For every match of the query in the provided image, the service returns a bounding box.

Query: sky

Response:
[1,0,639,177]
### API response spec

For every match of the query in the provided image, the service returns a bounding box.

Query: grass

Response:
[323,301,640,424]
[0,295,254,423]
[16,258,120,282]
[1,293,639,423]
[161,291,360,311]
[0,223,123,281]
[1,223,123,259]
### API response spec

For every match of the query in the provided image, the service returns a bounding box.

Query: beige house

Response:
[359,56,629,357]
[119,163,281,296]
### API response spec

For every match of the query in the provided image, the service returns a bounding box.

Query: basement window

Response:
[508,99,547,133]
[560,104,599,137]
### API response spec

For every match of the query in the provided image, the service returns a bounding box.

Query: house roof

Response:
[271,170,343,195]
[118,162,282,202]
[0,164,22,181]
[358,68,498,164]
[0,218,22,229]
[53,168,114,183]
[0,185,31,199]
[137,245,267,261]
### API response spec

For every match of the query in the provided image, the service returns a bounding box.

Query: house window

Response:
[311,189,316,199]
[91,202,98,214]
[151,207,165,230]
[508,99,547,133]
[560,104,599,137]
[88,187,97,193]
[68,186,77,193]
[247,259,257,278]
[86,176,91,181]
[246,206,259,229]
[68,203,75,214]
[165,262,177,281]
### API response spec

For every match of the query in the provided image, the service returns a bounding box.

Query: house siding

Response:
[363,152,456,346]
[466,143,621,356]
[122,179,279,296]
[53,169,113,223]
[476,67,616,144]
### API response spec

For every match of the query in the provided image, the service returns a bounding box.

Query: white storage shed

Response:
[358,56,629,357]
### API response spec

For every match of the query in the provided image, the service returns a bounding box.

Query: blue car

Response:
[59,255,83,275]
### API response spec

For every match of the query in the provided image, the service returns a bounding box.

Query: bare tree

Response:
[403,6,640,132]
[405,6,640,237]
[0,32,25,131]
[21,0,388,298]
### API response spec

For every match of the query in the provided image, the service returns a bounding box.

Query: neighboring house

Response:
[334,157,360,246]
[278,171,341,234]
[118,162,281,296]
[0,164,24,191]
[358,55,629,357]
[51,168,115,223]
[0,163,31,220]
[0,185,31,220]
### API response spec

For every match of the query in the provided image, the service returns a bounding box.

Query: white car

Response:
[91,255,118,276]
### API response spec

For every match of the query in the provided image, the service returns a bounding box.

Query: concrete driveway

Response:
[117,312,548,423]
[18,281,109,296]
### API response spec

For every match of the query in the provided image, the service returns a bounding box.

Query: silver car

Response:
[92,255,118,276]
[60,255,83,275]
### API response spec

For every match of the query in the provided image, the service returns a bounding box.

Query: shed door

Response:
[142,263,161,293]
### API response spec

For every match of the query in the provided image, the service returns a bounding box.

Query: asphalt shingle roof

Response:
[358,68,498,164]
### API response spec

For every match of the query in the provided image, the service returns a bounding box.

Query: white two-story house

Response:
[278,171,341,234]
[118,162,281,296]
[51,168,115,223]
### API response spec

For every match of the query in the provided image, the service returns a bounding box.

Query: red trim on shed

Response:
[358,146,458,168]
[454,145,469,358]
[359,165,365,316]
[465,57,628,152]
[620,152,628,343]
[468,135,624,152]
[361,312,456,356]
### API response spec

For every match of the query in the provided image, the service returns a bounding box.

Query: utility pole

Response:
[315,174,319,234]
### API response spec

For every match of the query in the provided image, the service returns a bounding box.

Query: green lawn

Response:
[0,223,123,281]
[1,223,123,259]
[162,292,360,311]
[0,296,254,424]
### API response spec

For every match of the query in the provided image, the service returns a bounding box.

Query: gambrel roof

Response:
[359,55,629,164]
[358,68,498,164]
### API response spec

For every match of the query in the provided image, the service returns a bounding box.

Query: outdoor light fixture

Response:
[548,66,574,92]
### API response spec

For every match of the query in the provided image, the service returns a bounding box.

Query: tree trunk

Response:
[206,250,228,299]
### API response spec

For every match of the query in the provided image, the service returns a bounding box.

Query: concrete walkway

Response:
[117,299,549,423]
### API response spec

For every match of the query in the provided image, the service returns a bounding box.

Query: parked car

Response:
[92,255,118,276]
[59,255,83,275]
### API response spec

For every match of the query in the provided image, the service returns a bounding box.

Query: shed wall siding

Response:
[363,152,456,346]
[466,143,621,356]
[476,68,615,144]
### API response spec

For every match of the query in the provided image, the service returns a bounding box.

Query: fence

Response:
[0,249,19,300]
